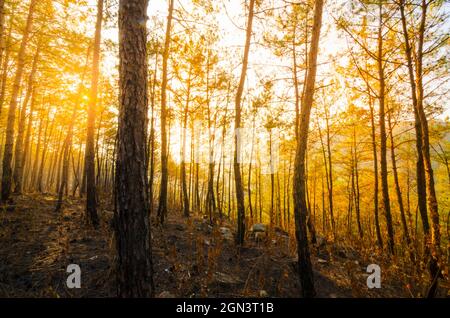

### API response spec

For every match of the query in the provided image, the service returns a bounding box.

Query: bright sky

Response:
[96,0,346,83]
[86,0,448,136]
[76,0,449,163]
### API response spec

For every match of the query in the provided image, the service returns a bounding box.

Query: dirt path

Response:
[0,194,430,298]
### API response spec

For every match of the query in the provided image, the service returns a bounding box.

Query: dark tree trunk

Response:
[37,114,55,193]
[247,114,256,223]
[149,56,157,215]
[398,0,432,276]
[325,108,335,236]
[305,150,317,243]
[181,69,191,218]
[387,107,411,249]
[30,111,44,190]
[157,0,174,224]
[415,0,441,298]
[0,0,6,81]
[1,0,37,202]
[352,127,363,239]
[84,0,103,228]
[205,55,216,222]
[20,86,36,191]
[13,45,40,194]
[115,0,154,298]
[270,130,275,227]
[0,0,11,117]
[234,0,255,245]
[369,91,383,248]
[293,0,323,298]
[377,3,395,255]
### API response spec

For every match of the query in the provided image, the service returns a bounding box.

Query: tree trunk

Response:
[247,113,256,224]
[149,55,157,215]
[205,54,216,222]
[72,139,83,196]
[157,0,174,224]
[0,0,11,117]
[21,86,36,191]
[234,0,255,245]
[30,111,44,190]
[1,0,37,202]
[369,90,383,248]
[352,127,363,239]
[377,2,395,255]
[305,149,316,243]
[0,0,6,115]
[387,106,411,249]
[13,45,40,193]
[115,0,153,297]
[324,107,335,236]
[84,0,103,228]
[52,131,64,191]
[270,130,275,227]
[293,0,323,298]
[37,114,55,193]
[55,46,91,211]
[398,0,435,295]
[415,0,441,298]
[181,68,191,218]
[0,0,6,72]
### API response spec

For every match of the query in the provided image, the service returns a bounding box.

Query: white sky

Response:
[87,0,447,120]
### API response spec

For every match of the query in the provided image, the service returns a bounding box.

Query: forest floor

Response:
[0,193,448,298]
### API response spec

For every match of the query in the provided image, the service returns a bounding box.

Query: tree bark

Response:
[352,126,363,239]
[415,0,441,298]
[115,0,154,297]
[157,0,174,224]
[37,113,55,192]
[369,94,383,248]
[205,53,216,222]
[84,0,103,227]
[0,10,12,117]
[324,107,335,236]
[234,0,255,245]
[0,0,7,113]
[30,110,44,190]
[377,2,395,255]
[398,0,437,297]
[13,45,40,193]
[181,67,191,218]
[1,0,37,202]
[149,55,157,215]
[387,106,411,248]
[293,0,323,298]
[21,86,37,191]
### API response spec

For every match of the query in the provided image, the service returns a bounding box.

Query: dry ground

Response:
[0,194,448,298]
